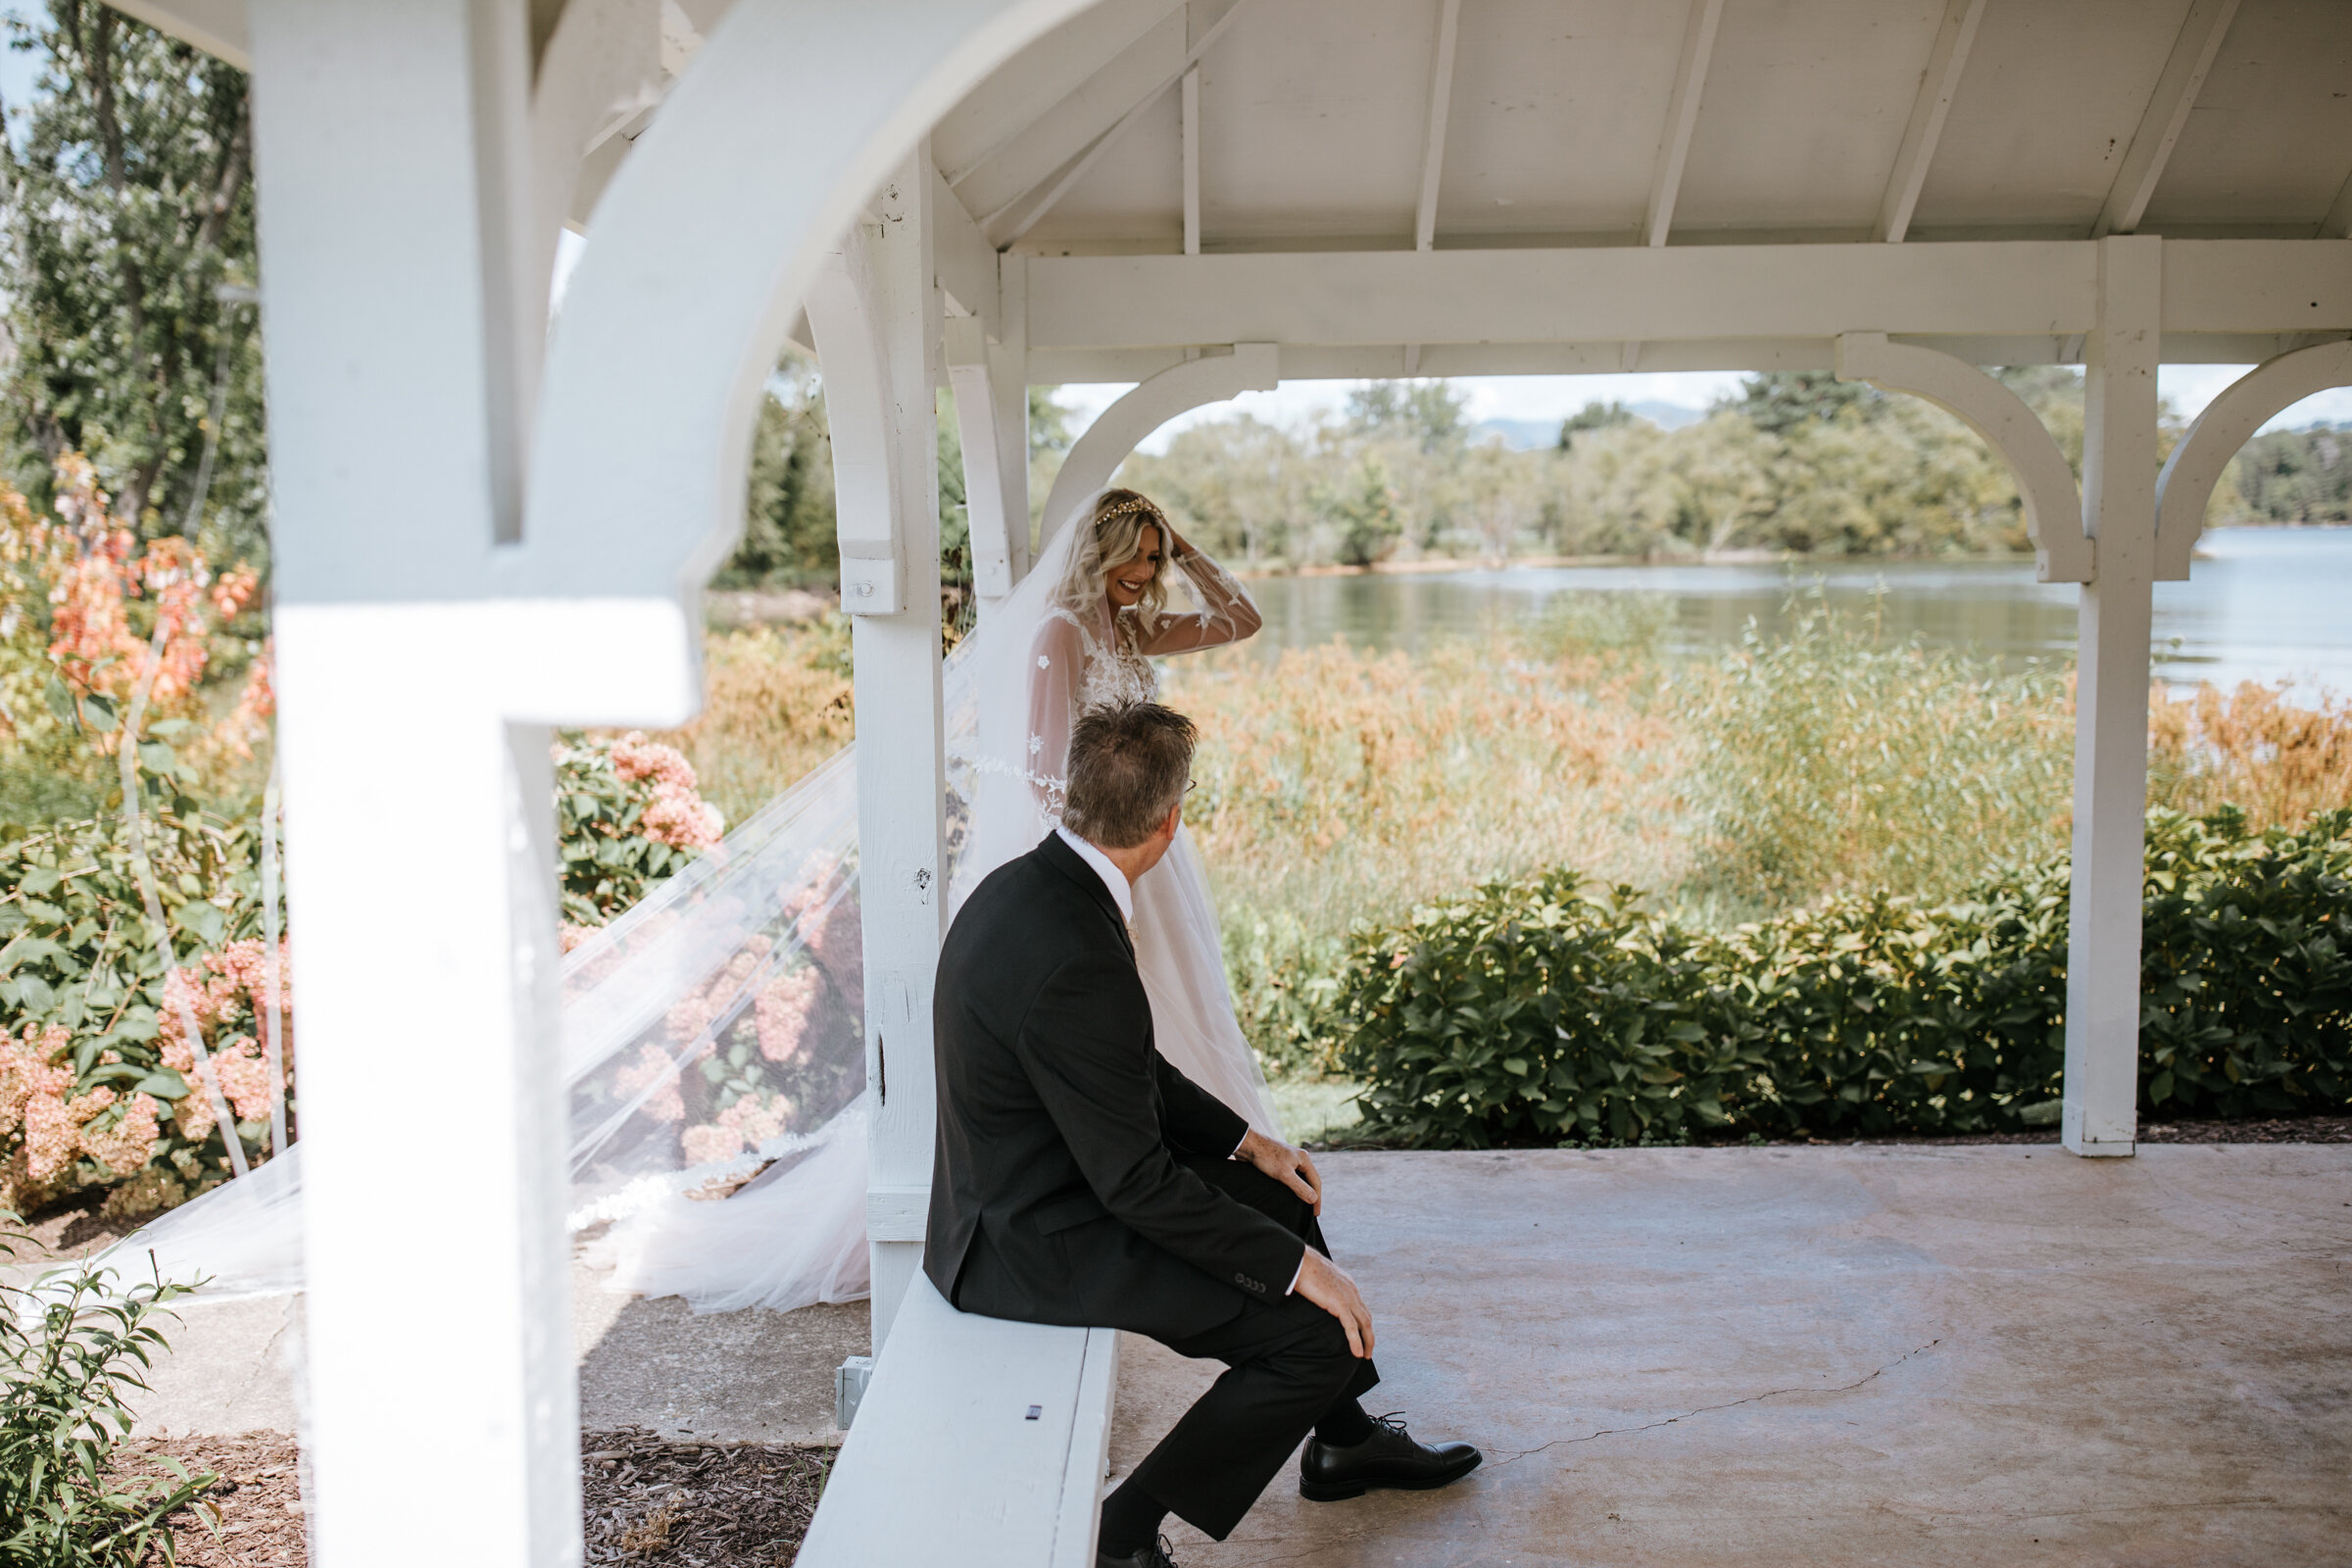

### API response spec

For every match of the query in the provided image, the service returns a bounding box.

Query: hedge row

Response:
[1335,807,2352,1148]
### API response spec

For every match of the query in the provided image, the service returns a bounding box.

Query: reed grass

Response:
[654,598,2352,1082]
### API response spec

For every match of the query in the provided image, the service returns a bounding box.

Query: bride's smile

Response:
[1105,525,1167,610]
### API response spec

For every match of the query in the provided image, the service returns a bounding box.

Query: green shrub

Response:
[1,1212,218,1566]
[1336,807,2352,1147]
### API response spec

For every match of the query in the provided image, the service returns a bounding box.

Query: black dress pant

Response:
[1124,1156,1381,1542]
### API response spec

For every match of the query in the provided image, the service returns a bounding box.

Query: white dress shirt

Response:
[1054,824,1133,923]
[1054,825,1303,1297]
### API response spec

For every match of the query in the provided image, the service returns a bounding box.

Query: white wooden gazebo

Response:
[110,0,2352,1562]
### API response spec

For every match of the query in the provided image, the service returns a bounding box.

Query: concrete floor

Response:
[96,1144,2352,1564]
[1115,1145,2352,1567]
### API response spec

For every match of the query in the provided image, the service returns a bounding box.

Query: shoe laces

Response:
[1368,1410,1411,1440]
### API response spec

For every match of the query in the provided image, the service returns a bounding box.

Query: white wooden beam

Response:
[2064,234,2163,1160]
[933,0,1183,183]
[1414,0,1463,253]
[931,166,1001,332]
[993,0,1252,245]
[1643,0,1723,248]
[2320,166,2352,240]
[1026,240,2352,351]
[1876,0,1986,243]
[109,0,250,69]
[806,165,951,1348]
[1182,65,1202,256]
[1038,343,1278,543]
[1835,332,2088,581]
[1030,329,2328,386]
[2093,0,2240,238]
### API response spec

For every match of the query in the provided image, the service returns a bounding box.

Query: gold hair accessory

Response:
[1098,495,1163,522]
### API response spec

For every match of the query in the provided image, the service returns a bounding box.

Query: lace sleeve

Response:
[1024,612,1086,819]
[1135,547,1264,657]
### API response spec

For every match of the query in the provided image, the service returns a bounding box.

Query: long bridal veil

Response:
[104,502,1274,1312]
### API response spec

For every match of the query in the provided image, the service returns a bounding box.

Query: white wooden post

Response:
[946,253,1033,609]
[810,156,951,1349]
[248,2,585,1564]
[2064,234,2162,1158]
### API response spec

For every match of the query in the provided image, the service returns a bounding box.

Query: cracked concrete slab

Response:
[1110,1144,2352,1566]
[80,1141,2352,1564]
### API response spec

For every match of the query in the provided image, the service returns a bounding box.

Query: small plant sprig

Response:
[0,1212,220,1567]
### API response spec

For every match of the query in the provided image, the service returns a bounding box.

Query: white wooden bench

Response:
[796,1275,1119,1567]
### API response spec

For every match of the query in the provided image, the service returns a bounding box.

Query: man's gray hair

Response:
[1062,702,1198,850]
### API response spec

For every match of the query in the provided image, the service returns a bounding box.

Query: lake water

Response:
[1235,525,2352,695]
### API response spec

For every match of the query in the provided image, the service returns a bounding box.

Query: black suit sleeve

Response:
[1015,952,1304,1296]
[1154,1052,1250,1157]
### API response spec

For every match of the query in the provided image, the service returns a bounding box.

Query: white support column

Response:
[810,156,950,1348]
[2064,234,2162,1158]
[945,256,1032,610]
[247,4,587,1566]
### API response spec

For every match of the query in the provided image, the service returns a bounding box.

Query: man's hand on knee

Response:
[1294,1247,1376,1358]
[1235,1127,1323,1215]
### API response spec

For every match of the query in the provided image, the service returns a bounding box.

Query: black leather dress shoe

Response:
[1097,1533,1179,1568]
[1299,1412,1483,1501]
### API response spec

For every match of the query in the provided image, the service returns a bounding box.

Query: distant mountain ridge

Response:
[1473,401,1705,450]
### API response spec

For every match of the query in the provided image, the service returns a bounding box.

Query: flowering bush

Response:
[579,858,866,1176]
[1,455,266,819]
[0,804,283,1218]
[555,732,724,925]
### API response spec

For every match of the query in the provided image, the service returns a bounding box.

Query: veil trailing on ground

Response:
[103,492,1275,1312]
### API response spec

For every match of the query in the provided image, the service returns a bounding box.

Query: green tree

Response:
[1558,400,1635,451]
[1,5,265,565]
[2223,422,2349,523]
[720,356,838,590]
[1326,454,1403,566]
[1726,371,1875,436]
[1346,379,1468,455]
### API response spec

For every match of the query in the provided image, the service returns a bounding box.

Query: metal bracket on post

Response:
[839,551,905,614]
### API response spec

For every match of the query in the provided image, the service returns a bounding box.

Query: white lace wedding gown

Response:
[1019,553,1284,1138]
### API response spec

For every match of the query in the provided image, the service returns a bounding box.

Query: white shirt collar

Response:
[1054,824,1134,924]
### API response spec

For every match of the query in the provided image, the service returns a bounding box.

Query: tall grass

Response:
[652,598,2352,1083]
[1680,602,2076,916]
[640,619,854,828]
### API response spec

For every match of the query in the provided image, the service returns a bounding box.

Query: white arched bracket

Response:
[1835,332,2094,584]
[1039,342,1281,547]
[517,0,1102,718]
[2154,338,2352,581]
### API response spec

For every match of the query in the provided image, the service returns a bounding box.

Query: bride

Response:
[113,486,1280,1315]
[978,486,1279,1135]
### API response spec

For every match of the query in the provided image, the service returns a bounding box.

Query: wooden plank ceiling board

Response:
[1024,83,1188,249]
[1194,0,1439,242]
[2137,0,2352,233]
[1911,0,2198,235]
[1433,0,1688,242]
[1673,0,1945,236]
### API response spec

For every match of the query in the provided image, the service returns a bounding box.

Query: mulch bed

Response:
[581,1428,833,1567]
[118,1429,834,1568]
[119,1432,306,1567]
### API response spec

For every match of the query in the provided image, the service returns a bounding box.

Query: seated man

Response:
[925,700,1480,1568]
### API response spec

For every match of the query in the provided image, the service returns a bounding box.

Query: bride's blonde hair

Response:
[1056,487,1173,626]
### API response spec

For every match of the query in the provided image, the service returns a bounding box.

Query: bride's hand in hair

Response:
[1236,1127,1323,1216]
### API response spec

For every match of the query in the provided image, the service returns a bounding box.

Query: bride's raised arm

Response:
[1136,531,1263,657]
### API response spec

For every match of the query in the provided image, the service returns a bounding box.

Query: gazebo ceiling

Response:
[122,0,2352,252]
[963,0,2352,254]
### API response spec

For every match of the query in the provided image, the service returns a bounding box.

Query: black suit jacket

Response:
[924,832,1305,1339]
